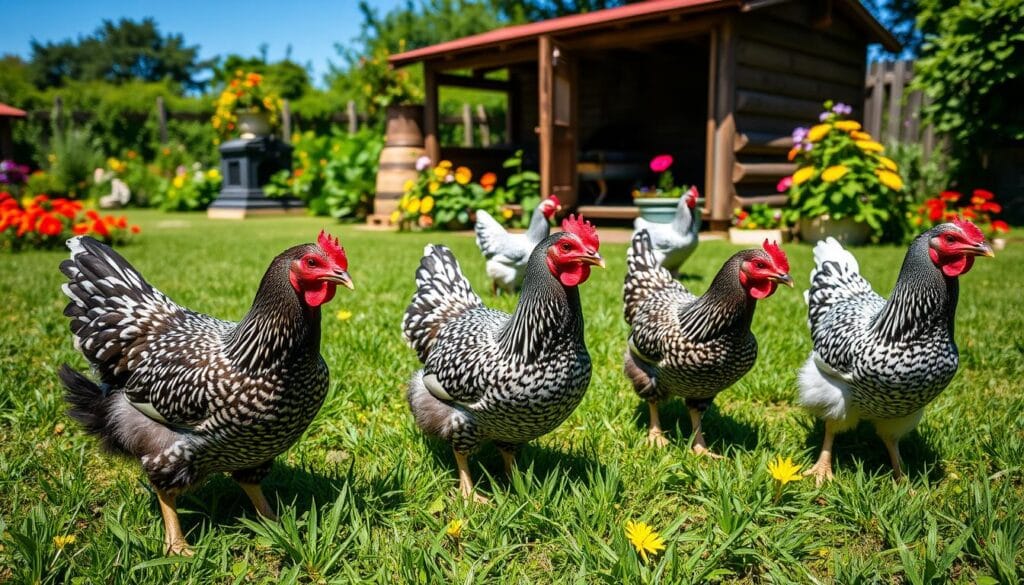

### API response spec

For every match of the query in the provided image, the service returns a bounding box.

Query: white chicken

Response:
[474,194,561,294]
[632,186,700,275]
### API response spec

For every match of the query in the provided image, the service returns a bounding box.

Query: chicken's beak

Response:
[580,252,606,269]
[321,270,355,290]
[771,273,794,288]
[971,242,995,258]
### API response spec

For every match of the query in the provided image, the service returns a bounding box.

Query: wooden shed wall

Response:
[731,0,867,205]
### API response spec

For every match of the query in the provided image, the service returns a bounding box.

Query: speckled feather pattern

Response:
[623,231,758,403]
[804,233,961,419]
[403,235,591,453]
[60,236,329,490]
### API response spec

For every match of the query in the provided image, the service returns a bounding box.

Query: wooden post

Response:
[704,27,718,218]
[866,61,884,138]
[507,77,519,145]
[475,104,491,147]
[922,94,935,159]
[281,99,292,142]
[711,19,736,230]
[462,103,473,146]
[886,60,906,144]
[346,100,358,134]
[904,90,922,143]
[156,96,168,145]
[423,64,440,164]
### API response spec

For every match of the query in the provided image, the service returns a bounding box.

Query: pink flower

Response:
[776,176,793,193]
[649,155,673,173]
[415,156,432,171]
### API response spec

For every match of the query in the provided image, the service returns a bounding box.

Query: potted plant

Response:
[633,154,695,223]
[913,188,1010,249]
[393,159,505,231]
[784,101,909,244]
[729,204,790,245]
[211,71,282,141]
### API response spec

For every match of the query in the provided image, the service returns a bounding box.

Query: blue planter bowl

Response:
[634,197,681,223]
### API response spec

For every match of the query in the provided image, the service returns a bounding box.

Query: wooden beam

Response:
[559,15,719,51]
[735,89,822,121]
[431,45,536,72]
[711,18,737,227]
[435,73,512,92]
[734,193,789,206]
[736,38,862,86]
[733,162,795,183]
[423,64,440,163]
[735,64,862,102]
[538,35,553,202]
[735,13,864,67]
[734,131,794,153]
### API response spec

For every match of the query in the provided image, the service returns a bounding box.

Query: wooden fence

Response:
[32,97,496,148]
[864,59,939,157]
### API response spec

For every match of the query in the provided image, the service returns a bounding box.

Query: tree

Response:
[29,18,210,92]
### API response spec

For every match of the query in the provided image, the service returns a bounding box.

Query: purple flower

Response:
[819,111,831,122]
[832,102,852,115]
[803,142,814,152]
[415,155,431,171]
[791,127,809,143]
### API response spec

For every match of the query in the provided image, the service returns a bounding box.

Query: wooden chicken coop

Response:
[389,0,898,229]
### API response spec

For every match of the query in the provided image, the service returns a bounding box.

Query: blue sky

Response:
[0,0,407,85]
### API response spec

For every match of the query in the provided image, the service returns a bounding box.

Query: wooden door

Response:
[538,35,577,209]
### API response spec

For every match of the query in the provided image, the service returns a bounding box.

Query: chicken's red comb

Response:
[762,239,789,273]
[317,230,348,270]
[547,194,561,206]
[953,218,985,242]
[562,213,600,250]
[685,186,699,208]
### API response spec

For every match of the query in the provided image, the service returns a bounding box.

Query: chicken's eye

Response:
[561,242,572,252]
[945,234,955,243]
[755,261,766,269]
[306,258,317,267]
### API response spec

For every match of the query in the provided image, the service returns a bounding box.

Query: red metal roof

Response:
[0,103,27,118]
[390,0,899,66]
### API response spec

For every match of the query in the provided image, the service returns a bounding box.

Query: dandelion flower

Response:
[624,520,666,562]
[53,535,76,550]
[335,309,353,321]
[792,166,815,185]
[768,456,802,486]
[834,120,861,132]
[855,140,885,153]
[502,208,514,220]
[807,124,832,142]
[821,165,849,183]
[446,519,463,539]
[420,195,435,214]
[876,169,904,191]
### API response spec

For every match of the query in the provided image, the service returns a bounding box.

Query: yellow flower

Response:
[625,521,666,562]
[876,169,904,191]
[850,130,872,141]
[877,156,898,171]
[172,175,186,189]
[335,309,352,321]
[834,120,862,132]
[206,168,221,181]
[53,535,76,550]
[405,197,421,214]
[767,456,803,486]
[390,210,401,224]
[502,208,514,220]
[446,519,463,539]
[433,166,447,180]
[855,140,884,153]
[420,195,435,214]
[807,124,832,142]
[429,181,440,194]
[792,166,815,185]
[454,166,472,185]
[821,165,849,183]
[403,179,416,193]
[438,159,453,169]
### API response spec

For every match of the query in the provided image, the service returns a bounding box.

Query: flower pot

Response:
[384,104,425,147]
[237,112,271,139]
[992,237,1007,251]
[729,227,790,245]
[798,216,871,245]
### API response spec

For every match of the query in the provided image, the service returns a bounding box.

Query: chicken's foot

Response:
[646,402,670,448]
[156,488,193,556]
[804,421,836,486]
[455,451,489,504]
[688,407,722,458]
[239,482,279,521]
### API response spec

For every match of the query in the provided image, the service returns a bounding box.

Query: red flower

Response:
[940,190,961,202]
[73,222,90,235]
[91,219,110,238]
[973,188,994,201]
[115,216,127,229]
[37,213,62,236]
[961,207,977,219]
[0,191,10,202]
[924,199,945,222]
[649,154,673,173]
[480,172,497,191]
[85,210,101,222]
[130,225,141,234]
[981,201,1002,214]
[991,220,1010,233]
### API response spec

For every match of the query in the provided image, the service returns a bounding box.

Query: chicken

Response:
[623,231,792,454]
[474,194,561,294]
[403,214,603,502]
[632,186,701,275]
[799,220,993,484]
[58,232,353,555]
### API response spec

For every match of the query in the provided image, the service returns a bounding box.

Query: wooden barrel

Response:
[384,104,425,146]
[374,145,425,219]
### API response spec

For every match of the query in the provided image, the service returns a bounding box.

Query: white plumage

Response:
[631,186,700,275]
[474,195,561,294]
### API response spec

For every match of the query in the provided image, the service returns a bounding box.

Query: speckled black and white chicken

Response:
[58,232,353,555]
[404,215,603,502]
[623,231,792,454]
[799,221,993,484]
[632,186,701,275]
[474,194,561,294]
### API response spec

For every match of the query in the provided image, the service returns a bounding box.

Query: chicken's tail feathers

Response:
[806,237,877,328]
[406,370,458,441]
[402,245,483,361]
[623,230,681,323]
[61,236,185,381]
[473,209,507,258]
[58,364,128,454]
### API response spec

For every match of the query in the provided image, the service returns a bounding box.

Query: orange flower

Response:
[130,225,141,234]
[38,213,63,236]
[73,223,90,235]
[91,220,110,238]
[786,146,800,161]
[480,172,497,191]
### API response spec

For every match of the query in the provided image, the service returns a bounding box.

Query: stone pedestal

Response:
[208,136,303,219]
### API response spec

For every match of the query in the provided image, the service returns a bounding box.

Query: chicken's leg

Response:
[156,488,192,556]
[497,447,517,476]
[454,451,489,504]
[688,406,722,458]
[647,402,670,448]
[882,437,904,481]
[804,420,836,486]
[239,482,279,521]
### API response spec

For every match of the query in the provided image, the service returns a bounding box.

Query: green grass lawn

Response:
[1,209,1021,583]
